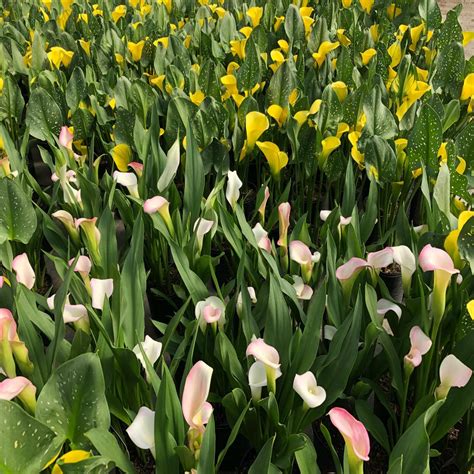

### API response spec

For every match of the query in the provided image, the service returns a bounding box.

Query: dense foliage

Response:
[0,0,473,472]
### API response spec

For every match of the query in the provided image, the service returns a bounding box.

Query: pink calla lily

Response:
[252,223,272,253]
[182,361,213,432]
[143,196,174,235]
[436,354,472,399]
[246,338,281,393]
[258,186,270,223]
[404,326,432,368]
[329,407,370,467]
[293,276,313,300]
[0,376,36,413]
[59,126,74,150]
[289,241,320,283]
[12,253,36,290]
[277,203,291,247]
[336,257,369,299]
[367,248,393,270]
[195,296,226,331]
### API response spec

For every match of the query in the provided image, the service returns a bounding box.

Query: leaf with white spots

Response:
[0,400,62,474]
[36,353,110,449]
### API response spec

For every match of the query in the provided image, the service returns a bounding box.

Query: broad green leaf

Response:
[0,75,24,122]
[418,0,442,30]
[0,400,62,474]
[295,434,321,474]
[0,178,37,244]
[406,104,442,175]
[284,5,305,46]
[197,415,215,474]
[237,38,261,92]
[433,42,464,96]
[36,353,110,448]
[355,399,390,453]
[66,67,87,112]
[363,86,398,140]
[458,216,474,272]
[25,88,63,142]
[266,60,296,108]
[248,435,275,474]
[456,121,474,166]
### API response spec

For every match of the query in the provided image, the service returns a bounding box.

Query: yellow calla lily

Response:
[321,136,341,162]
[52,450,91,474]
[309,99,322,115]
[289,89,299,106]
[150,74,166,91]
[360,48,376,65]
[460,73,474,101]
[456,156,466,174]
[57,9,72,30]
[342,0,352,8]
[128,40,145,62]
[246,7,263,27]
[387,41,402,68]
[370,24,379,42]
[416,67,429,82]
[78,13,88,23]
[312,41,340,67]
[396,78,430,121]
[230,39,246,59]
[302,15,315,36]
[294,110,309,125]
[246,112,269,150]
[239,27,253,39]
[463,32,474,46]
[422,46,436,66]
[359,0,374,14]
[112,4,127,22]
[331,81,348,102]
[337,29,351,46]
[111,144,132,171]
[267,105,288,127]
[157,0,172,14]
[274,16,285,32]
[336,122,350,138]
[348,131,364,167]
[438,142,448,163]
[221,74,238,97]
[154,37,169,48]
[79,39,91,56]
[468,300,474,320]
[47,47,74,68]
[444,211,474,268]
[387,3,401,19]
[278,40,289,53]
[256,141,289,177]
[190,90,205,106]
[395,138,408,168]
[409,23,424,51]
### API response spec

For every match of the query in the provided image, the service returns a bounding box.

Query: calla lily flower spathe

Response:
[127,406,156,452]
[225,170,242,210]
[143,196,174,235]
[236,287,257,316]
[182,361,213,433]
[195,296,226,331]
[258,186,270,223]
[329,407,370,472]
[75,218,101,265]
[113,171,139,198]
[0,376,36,413]
[293,372,326,408]
[256,141,288,177]
[435,354,472,399]
[193,218,215,252]
[376,299,402,335]
[245,112,269,151]
[252,223,272,253]
[246,338,280,393]
[90,278,114,310]
[289,241,320,283]
[336,257,370,299]
[292,276,313,301]
[133,335,162,380]
[404,326,432,369]
[248,361,282,402]
[12,253,36,290]
[47,294,90,334]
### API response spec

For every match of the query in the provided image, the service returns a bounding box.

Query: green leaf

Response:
[266,60,296,108]
[406,104,442,175]
[418,0,442,30]
[433,42,465,96]
[85,428,135,474]
[458,216,474,273]
[237,38,261,92]
[120,215,146,347]
[215,332,247,390]
[0,75,24,122]
[295,434,321,474]
[456,121,474,166]
[284,5,305,46]
[197,415,215,474]
[248,435,275,474]
[355,399,390,453]
[25,88,63,142]
[363,86,398,140]
[388,401,445,473]
[0,400,62,474]
[66,67,87,112]
[36,353,110,448]
[0,178,37,244]
[442,100,460,132]
[58,456,114,473]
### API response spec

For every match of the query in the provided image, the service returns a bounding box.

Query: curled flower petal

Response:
[252,223,272,253]
[246,338,280,370]
[90,278,114,310]
[336,258,369,281]
[293,276,313,300]
[225,171,243,210]
[133,335,162,373]
[68,256,92,275]
[195,296,226,330]
[126,406,156,450]
[113,171,139,198]
[293,372,326,408]
[289,241,313,265]
[0,376,35,401]
[59,126,73,150]
[405,326,432,368]
[143,196,169,214]
[439,355,472,389]
[367,248,393,269]
[419,245,459,275]
[12,253,36,290]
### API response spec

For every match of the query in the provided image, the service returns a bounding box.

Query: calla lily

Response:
[289,240,320,283]
[193,218,215,252]
[248,361,282,402]
[267,104,288,127]
[376,299,402,335]
[293,275,313,300]
[90,278,114,310]
[312,41,340,67]
[256,141,288,177]
[0,376,36,413]
[47,47,74,68]
[336,258,370,299]
[75,218,101,265]
[320,136,341,165]
[419,245,459,336]
[246,112,269,151]
[225,170,242,210]
[359,0,374,13]
[59,126,74,150]
[277,202,291,248]
[51,450,92,473]
[331,81,348,102]
[0,309,33,378]
[128,40,145,61]
[127,406,156,452]
[367,248,394,270]
[329,407,370,473]
[404,326,432,369]
[392,245,416,296]
[293,372,326,409]
[111,143,132,172]
[129,161,144,177]
[468,300,474,320]
[68,255,92,280]
[435,354,472,399]
[360,48,376,65]
[158,137,180,192]
[236,287,257,317]
[246,6,263,27]
[47,294,90,334]
[460,73,474,102]
[258,186,270,223]
[143,196,174,235]
[113,171,139,198]
[52,210,80,244]
[195,296,226,331]
[252,223,272,253]
[444,211,474,268]
[320,209,352,236]
[182,361,213,433]
[12,253,35,290]
[246,338,280,393]
[133,335,162,380]
[112,4,127,22]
